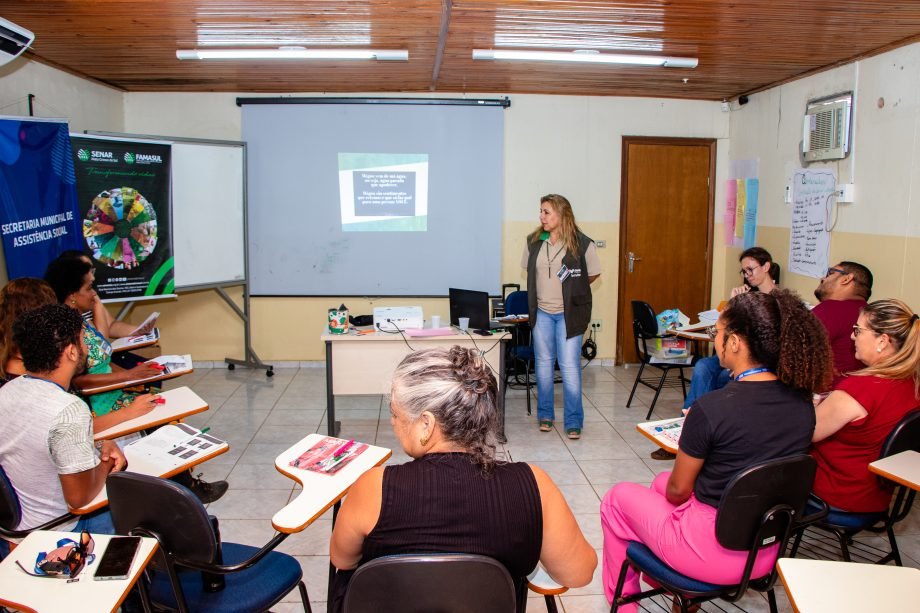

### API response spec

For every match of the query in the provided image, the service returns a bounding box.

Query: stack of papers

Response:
[148,354,193,375]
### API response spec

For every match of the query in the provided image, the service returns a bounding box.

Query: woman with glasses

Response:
[811,299,920,513]
[677,248,779,422]
[601,289,833,612]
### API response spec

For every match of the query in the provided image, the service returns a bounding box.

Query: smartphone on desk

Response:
[94,536,142,580]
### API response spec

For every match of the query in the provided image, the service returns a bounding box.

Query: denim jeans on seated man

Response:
[683,355,731,410]
[533,309,584,431]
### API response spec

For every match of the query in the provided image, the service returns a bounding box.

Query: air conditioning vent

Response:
[0,17,34,67]
[802,92,852,162]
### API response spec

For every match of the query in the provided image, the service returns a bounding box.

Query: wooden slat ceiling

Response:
[4,0,920,100]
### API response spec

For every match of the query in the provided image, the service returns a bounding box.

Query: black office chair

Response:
[610,455,816,613]
[789,408,920,566]
[626,300,692,419]
[342,553,518,613]
[0,463,76,548]
[503,290,535,415]
[106,472,310,613]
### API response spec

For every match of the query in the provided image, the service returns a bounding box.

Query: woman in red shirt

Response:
[812,299,920,512]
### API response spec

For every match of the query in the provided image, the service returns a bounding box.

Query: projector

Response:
[373,306,424,331]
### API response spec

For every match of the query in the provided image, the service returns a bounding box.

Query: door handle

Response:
[627,251,642,273]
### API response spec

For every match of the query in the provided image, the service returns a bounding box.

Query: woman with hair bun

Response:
[329,346,596,611]
[601,289,833,611]
[812,298,920,513]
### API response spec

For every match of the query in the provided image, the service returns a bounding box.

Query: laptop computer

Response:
[448,288,499,329]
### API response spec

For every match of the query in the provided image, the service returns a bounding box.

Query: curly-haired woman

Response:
[329,346,597,611]
[601,289,833,611]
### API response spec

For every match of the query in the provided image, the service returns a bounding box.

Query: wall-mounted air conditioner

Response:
[802,92,852,162]
[0,17,34,67]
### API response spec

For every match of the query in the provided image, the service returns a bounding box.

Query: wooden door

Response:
[616,138,715,363]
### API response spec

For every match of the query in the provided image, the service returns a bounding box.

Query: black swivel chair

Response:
[0,463,76,555]
[106,472,310,613]
[626,300,692,419]
[610,454,816,613]
[342,553,518,613]
[504,290,535,415]
[789,408,920,566]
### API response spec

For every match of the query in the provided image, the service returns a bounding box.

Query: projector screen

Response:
[242,101,505,296]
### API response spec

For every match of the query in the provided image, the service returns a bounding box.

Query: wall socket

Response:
[590,319,602,331]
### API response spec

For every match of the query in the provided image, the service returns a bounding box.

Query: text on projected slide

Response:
[338,153,428,232]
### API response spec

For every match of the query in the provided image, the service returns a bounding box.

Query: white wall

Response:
[727,42,920,306]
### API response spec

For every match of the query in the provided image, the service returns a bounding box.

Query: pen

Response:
[332,439,355,456]
[153,397,166,404]
[200,427,210,434]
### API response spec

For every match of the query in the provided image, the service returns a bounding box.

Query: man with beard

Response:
[812,261,873,384]
[0,304,125,538]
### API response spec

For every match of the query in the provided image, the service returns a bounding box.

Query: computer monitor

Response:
[448,288,491,329]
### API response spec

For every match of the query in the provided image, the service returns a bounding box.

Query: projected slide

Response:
[338,153,428,231]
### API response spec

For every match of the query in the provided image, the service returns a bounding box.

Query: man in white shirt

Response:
[0,303,125,539]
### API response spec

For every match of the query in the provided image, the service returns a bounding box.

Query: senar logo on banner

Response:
[0,118,83,279]
[70,134,174,302]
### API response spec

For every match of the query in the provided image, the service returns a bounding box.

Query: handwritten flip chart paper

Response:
[789,169,835,278]
[735,179,746,239]
[743,178,759,249]
[724,180,737,245]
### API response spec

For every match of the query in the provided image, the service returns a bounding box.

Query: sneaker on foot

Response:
[189,478,229,504]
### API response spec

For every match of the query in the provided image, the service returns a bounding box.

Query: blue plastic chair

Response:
[106,472,310,613]
[504,291,535,415]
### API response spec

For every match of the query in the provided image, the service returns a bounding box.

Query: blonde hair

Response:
[854,299,920,397]
[390,346,500,471]
[528,194,582,255]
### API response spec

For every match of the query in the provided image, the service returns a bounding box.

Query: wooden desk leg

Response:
[325,341,340,437]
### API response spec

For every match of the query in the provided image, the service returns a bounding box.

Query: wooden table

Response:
[777,557,920,612]
[869,450,920,491]
[322,328,508,437]
[93,386,209,441]
[272,433,391,533]
[0,531,158,613]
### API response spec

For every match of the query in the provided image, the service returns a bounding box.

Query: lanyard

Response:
[22,374,68,392]
[734,367,772,381]
[544,240,565,278]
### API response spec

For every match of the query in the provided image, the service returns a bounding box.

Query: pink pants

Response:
[600,472,779,612]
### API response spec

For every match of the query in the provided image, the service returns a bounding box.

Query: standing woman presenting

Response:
[521,194,601,439]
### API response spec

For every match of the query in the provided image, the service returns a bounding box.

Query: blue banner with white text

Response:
[0,118,82,279]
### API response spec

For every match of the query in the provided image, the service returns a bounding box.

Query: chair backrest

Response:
[0,465,21,533]
[715,455,816,551]
[342,553,518,613]
[106,472,220,565]
[504,291,528,317]
[631,301,658,339]
[880,408,920,458]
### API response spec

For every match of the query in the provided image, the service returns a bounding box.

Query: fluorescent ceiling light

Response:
[472,49,697,69]
[176,48,408,61]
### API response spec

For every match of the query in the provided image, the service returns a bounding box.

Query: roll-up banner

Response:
[70,134,175,302]
[0,117,83,279]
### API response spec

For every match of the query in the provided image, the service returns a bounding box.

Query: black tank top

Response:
[330,453,543,611]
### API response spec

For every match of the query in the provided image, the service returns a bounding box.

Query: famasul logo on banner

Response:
[77,149,90,162]
[135,153,163,165]
[124,152,135,164]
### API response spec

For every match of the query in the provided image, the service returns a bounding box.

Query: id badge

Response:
[557,264,571,282]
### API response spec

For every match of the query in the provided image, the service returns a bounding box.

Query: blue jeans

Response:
[533,309,584,430]
[684,355,730,409]
[74,509,116,535]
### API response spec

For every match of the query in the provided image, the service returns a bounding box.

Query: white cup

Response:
[431,315,441,328]
[458,317,470,332]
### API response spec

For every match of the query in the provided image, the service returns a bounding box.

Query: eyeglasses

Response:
[740,265,760,277]
[852,324,878,337]
[825,267,846,277]
[706,326,718,339]
[17,530,95,580]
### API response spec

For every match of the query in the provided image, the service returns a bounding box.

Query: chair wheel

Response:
[227,363,235,370]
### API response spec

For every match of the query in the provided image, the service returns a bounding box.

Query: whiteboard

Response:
[170,141,245,289]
